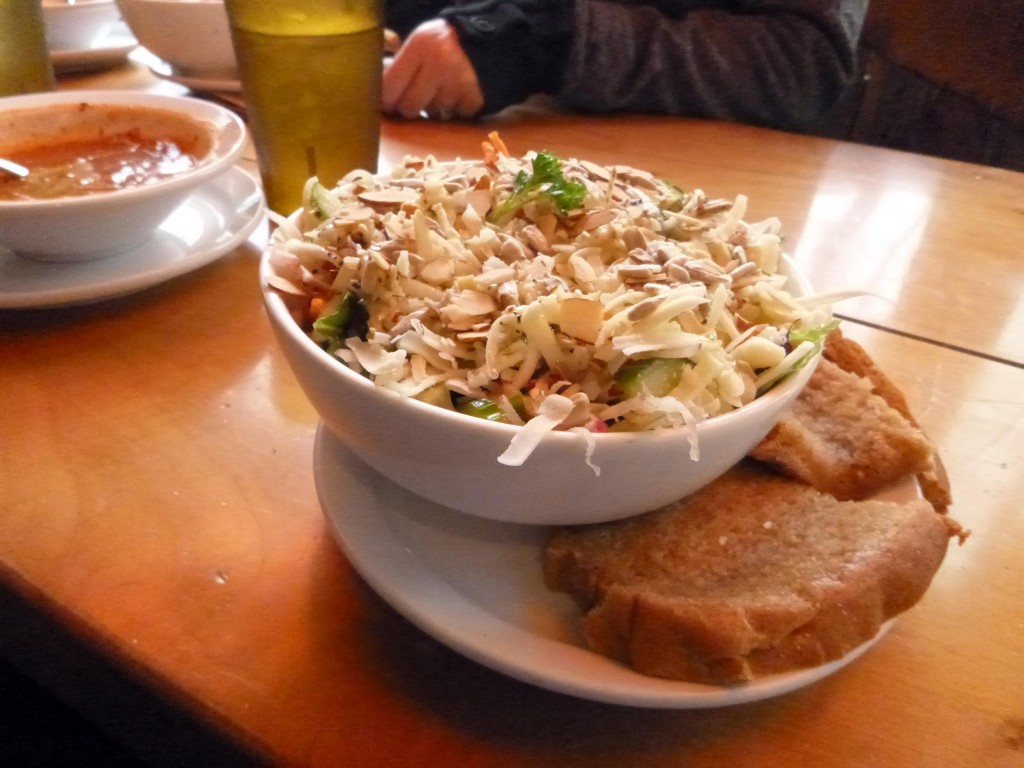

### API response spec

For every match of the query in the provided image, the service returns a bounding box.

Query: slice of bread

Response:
[544,461,959,685]
[822,330,953,513]
[749,354,937,503]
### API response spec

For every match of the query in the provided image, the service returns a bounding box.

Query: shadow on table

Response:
[0,577,272,768]
[0,657,151,768]
[346,574,813,760]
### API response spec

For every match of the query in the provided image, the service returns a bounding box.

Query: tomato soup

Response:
[0,103,213,201]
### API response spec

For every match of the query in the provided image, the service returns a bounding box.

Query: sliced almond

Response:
[453,289,499,316]
[465,188,493,217]
[559,297,604,344]
[357,188,420,210]
[579,159,612,181]
[579,208,617,231]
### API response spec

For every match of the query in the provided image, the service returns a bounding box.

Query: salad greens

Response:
[616,358,688,399]
[312,293,354,353]
[308,180,342,222]
[790,318,841,351]
[490,151,587,224]
[455,397,508,423]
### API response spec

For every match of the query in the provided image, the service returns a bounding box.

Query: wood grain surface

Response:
[2,60,1021,767]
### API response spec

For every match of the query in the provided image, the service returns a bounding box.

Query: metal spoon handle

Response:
[0,158,29,178]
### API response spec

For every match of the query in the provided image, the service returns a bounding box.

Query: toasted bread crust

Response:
[544,462,955,685]
[823,329,916,420]
[823,330,953,512]
[750,356,936,501]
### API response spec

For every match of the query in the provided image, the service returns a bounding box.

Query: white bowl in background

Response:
[261,254,820,526]
[0,90,247,261]
[42,0,122,52]
[115,0,235,78]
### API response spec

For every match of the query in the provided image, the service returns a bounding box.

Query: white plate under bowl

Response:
[157,68,241,95]
[136,48,241,93]
[51,21,138,74]
[315,425,902,708]
[0,167,264,309]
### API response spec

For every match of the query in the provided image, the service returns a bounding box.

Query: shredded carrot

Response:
[488,131,509,156]
[482,131,509,165]
[310,296,324,316]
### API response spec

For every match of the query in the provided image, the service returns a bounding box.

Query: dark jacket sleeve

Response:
[437,0,866,130]
[438,0,574,115]
[387,0,455,38]
[562,0,868,129]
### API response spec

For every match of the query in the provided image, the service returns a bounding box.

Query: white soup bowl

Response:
[0,90,247,261]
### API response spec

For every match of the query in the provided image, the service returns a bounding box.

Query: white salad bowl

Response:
[0,90,247,261]
[115,0,235,79]
[261,254,820,526]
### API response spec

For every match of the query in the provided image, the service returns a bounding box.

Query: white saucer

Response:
[314,426,897,708]
[51,22,138,74]
[138,49,241,93]
[0,167,265,309]
[160,70,242,95]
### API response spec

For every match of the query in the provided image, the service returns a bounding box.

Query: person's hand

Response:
[382,20,484,120]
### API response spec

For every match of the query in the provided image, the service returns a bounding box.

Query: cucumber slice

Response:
[616,358,687,398]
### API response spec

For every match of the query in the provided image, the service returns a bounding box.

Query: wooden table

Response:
[2,59,1023,767]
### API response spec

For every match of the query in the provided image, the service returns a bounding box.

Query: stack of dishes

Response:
[115,0,239,92]
[42,0,138,74]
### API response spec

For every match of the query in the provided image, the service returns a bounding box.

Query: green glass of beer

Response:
[0,0,56,97]
[222,0,382,215]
